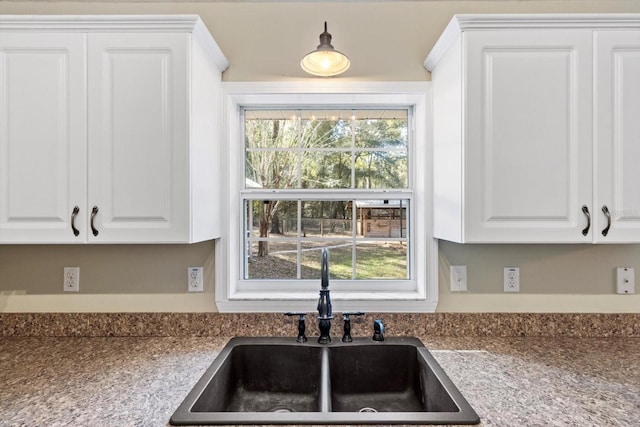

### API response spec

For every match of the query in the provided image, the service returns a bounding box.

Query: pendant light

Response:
[300,22,350,77]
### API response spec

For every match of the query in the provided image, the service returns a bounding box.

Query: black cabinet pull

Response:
[90,206,99,236]
[71,206,80,236]
[581,205,591,236]
[602,205,611,237]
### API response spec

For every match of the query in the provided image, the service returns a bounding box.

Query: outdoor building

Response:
[354,200,407,238]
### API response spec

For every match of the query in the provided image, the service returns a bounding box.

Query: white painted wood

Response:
[431,33,463,242]
[425,14,640,72]
[0,33,87,243]
[594,30,640,243]
[88,33,190,243]
[427,14,640,243]
[464,30,593,242]
[190,32,224,242]
[0,16,228,244]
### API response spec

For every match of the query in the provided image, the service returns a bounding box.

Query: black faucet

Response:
[317,248,333,344]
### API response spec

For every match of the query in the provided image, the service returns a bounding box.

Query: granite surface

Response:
[1,335,638,427]
[2,312,639,337]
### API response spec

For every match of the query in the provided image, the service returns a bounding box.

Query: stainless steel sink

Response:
[170,336,480,425]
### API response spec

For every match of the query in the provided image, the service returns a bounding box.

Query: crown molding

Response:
[424,13,640,71]
[0,14,205,31]
[0,14,228,72]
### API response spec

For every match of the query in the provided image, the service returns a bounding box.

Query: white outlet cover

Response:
[188,267,204,292]
[616,267,635,294]
[503,267,519,292]
[450,265,467,292]
[63,267,80,292]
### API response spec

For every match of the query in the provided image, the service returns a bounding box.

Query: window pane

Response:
[301,112,352,149]
[246,200,298,238]
[356,241,408,279]
[245,150,299,189]
[355,199,408,238]
[355,110,408,149]
[300,242,352,280]
[245,113,298,149]
[355,151,408,189]
[302,151,352,189]
[301,200,352,237]
[246,240,298,279]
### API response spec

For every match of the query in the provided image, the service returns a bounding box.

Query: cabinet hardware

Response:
[71,206,80,236]
[602,205,611,236]
[581,205,591,236]
[90,206,99,236]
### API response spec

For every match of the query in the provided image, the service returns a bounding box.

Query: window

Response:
[216,82,437,312]
[243,109,410,282]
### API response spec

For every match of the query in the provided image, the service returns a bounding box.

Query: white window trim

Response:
[215,82,438,313]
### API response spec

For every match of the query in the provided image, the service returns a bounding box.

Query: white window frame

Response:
[216,82,438,312]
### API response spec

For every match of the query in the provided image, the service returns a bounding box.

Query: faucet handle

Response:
[341,311,365,342]
[343,311,365,318]
[284,312,308,343]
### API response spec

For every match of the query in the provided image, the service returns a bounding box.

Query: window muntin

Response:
[242,108,411,285]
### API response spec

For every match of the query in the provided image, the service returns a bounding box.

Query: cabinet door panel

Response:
[88,33,189,242]
[595,31,640,242]
[465,30,592,242]
[0,33,87,243]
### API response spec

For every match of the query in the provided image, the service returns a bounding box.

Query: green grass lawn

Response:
[249,242,407,280]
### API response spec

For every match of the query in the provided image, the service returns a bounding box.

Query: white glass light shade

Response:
[301,50,350,77]
[300,22,350,77]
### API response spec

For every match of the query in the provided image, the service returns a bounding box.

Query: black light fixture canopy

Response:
[300,22,351,77]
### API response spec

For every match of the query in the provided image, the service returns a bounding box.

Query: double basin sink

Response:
[170,336,479,425]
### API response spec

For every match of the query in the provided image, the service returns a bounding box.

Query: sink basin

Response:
[170,337,479,425]
[329,344,457,413]
[191,344,323,413]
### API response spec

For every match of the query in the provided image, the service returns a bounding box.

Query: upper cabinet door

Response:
[87,33,190,243]
[464,30,593,242]
[0,33,87,243]
[595,30,640,243]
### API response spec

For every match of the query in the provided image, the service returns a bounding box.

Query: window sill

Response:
[216,289,437,313]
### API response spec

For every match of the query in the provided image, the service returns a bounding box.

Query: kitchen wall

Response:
[1,0,640,313]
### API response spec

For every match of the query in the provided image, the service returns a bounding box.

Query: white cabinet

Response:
[425,14,640,243]
[594,30,640,243]
[0,16,229,243]
[0,32,87,243]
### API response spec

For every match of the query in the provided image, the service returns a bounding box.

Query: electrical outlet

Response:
[188,267,204,292]
[503,267,519,292]
[450,265,467,292]
[63,267,80,292]
[616,267,635,294]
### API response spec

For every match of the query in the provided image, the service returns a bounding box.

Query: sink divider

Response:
[319,347,332,413]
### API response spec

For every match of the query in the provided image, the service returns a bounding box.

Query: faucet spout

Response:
[317,248,332,344]
[320,248,329,290]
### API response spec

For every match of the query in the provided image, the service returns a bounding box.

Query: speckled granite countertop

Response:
[1,335,638,427]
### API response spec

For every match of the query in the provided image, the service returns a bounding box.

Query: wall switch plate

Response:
[188,267,204,292]
[616,267,635,294]
[504,267,519,292]
[63,267,80,292]
[450,265,467,292]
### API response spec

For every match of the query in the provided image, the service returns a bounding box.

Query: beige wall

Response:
[2,1,640,313]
